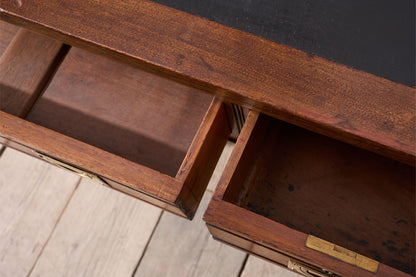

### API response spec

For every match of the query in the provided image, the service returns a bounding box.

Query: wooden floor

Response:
[0,142,300,277]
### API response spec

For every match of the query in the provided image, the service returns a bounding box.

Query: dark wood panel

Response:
[0,29,67,117]
[26,47,213,177]
[152,0,415,86]
[1,0,414,164]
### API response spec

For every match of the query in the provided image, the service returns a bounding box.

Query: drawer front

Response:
[204,111,415,277]
[207,224,340,277]
[1,139,108,187]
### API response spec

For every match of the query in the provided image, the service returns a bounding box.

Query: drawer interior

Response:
[0,21,19,54]
[223,114,415,275]
[24,47,213,177]
[1,25,231,218]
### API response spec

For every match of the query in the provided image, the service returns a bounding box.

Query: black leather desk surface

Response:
[152,0,415,86]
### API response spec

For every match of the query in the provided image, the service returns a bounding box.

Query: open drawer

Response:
[0,25,231,219]
[204,111,415,276]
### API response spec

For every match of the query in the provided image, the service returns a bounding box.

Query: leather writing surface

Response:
[151,0,415,86]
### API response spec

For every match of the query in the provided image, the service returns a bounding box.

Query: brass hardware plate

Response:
[306,235,379,273]
[35,151,110,188]
[288,260,332,277]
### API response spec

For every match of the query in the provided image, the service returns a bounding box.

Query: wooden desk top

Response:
[152,0,415,87]
[1,0,414,164]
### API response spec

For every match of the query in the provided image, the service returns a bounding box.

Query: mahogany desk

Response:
[0,1,414,276]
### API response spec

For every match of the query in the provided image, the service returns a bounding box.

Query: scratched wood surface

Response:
[0,143,298,276]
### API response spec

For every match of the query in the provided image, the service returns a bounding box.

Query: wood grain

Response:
[0,148,79,277]
[135,191,246,277]
[0,29,67,117]
[176,98,231,218]
[29,178,161,277]
[150,0,415,86]
[0,0,414,164]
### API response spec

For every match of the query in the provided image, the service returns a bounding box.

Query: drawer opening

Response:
[23,47,214,177]
[223,113,415,275]
[1,28,231,218]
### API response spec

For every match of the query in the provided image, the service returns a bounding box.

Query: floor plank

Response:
[241,256,301,277]
[207,141,234,192]
[134,191,246,277]
[0,148,80,277]
[0,141,299,277]
[29,178,162,277]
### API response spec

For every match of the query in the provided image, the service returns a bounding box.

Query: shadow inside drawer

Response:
[224,115,415,275]
[26,47,213,177]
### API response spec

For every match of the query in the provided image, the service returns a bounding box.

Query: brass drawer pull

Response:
[35,152,110,187]
[306,235,379,273]
[288,260,333,277]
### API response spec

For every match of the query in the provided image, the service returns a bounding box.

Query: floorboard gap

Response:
[0,146,6,158]
[26,177,82,277]
[237,254,249,277]
[131,210,164,277]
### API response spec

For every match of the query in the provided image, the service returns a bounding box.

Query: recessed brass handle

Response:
[35,151,110,188]
[306,235,379,273]
[288,260,333,277]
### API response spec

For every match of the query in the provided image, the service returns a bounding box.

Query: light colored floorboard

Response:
[0,142,300,277]
[207,141,234,192]
[29,179,162,277]
[0,148,80,277]
[134,191,246,277]
[241,255,301,277]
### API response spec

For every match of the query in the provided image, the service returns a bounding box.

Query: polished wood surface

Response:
[1,0,414,164]
[204,111,414,277]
